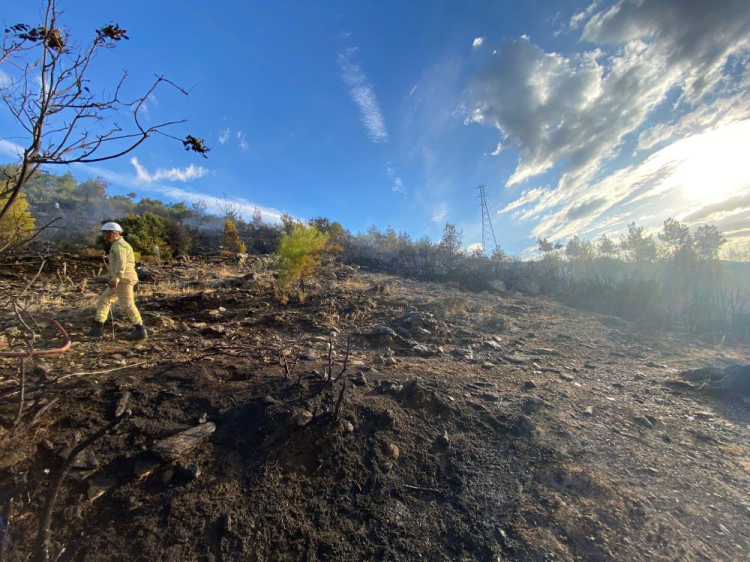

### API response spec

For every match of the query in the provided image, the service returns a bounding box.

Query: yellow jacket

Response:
[108,237,139,284]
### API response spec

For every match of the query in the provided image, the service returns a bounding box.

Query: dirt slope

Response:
[1,257,749,561]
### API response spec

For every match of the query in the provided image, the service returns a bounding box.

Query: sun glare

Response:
[667,120,750,205]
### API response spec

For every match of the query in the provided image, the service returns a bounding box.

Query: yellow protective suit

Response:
[94,237,142,325]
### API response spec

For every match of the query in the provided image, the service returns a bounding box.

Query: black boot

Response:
[126,324,147,340]
[88,321,105,338]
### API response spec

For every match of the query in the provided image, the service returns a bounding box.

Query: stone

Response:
[299,352,318,361]
[343,421,355,433]
[387,443,400,460]
[134,457,161,479]
[514,415,536,436]
[632,414,653,429]
[523,380,537,390]
[160,467,175,484]
[559,373,574,382]
[488,279,506,292]
[373,355,385,365]
[352,372,368,386]
[481,362,495,369]
[261,395,276,405]
[522,395,551,414]
[693,411,714,420]
[152,422,217,462]
[412,344,436,357]
[438,430,450,447]
[295,411,313,427]
[380,381,403,394]
[452,348,474,360]
[583,406,594,417]
[503,354,528,365]
[177,462,201,481]
[385,356,398,366]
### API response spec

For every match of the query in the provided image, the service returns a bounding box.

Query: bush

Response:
[222,219,246,253]
[274,224,331,303]
[101,213,172,259]
[0,191,36,251]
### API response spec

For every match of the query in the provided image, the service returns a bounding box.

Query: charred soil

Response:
[1,255,749,561]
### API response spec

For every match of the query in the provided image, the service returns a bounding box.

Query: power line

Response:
[279,0,342,58]
[171,0,355,126]
[241,0,344,84]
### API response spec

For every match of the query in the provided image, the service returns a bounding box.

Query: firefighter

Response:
[88,222,147,340]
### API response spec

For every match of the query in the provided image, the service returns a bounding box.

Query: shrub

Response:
[274,224,331,303]
[222,219,246,253]
[101,213,172,259]
[0,191,36,251]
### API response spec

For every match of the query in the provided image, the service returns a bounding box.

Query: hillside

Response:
[1,255,749,561]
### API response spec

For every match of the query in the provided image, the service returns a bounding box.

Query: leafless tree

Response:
[0,0,209,224]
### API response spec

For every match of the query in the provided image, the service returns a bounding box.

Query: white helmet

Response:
[100,222,123,232]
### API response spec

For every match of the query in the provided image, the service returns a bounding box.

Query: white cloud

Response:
[0,139,23,159]
[465,0,750,189]
[73,162,285,224]
[385,162,407,195]
[218,128,230,145]
[499,187,546,214]
[0,68,13,87]
[518,119,750,243]
[236,131,249,151]
[472,37,485,49]
[466,242,483,253]
[338,49,388,143]
[432,204,448,223]
[130,157,208,183]
[570,2,599,30]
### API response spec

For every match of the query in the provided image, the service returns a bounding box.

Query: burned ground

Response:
[1,255,749,561]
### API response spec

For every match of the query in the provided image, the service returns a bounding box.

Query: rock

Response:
[114,391,131,418]
[387,443,400,460]
[343,421,355,433]
[385,356,398,366]
[352,372,368,386]
[380,380,403,394]
[160,467,175,484]
[61,447,98,471]
[452,348,474,360]
[373,355,385,365]
[134,457,161,479]
[412,344,436,357]
[502,354,529,365]
[513,415,536,436]
[176,462,201,481]
[365,326,399,340]
[559,373,574,382]
[299,351,318,361]
[295,411,313,427]
[487,279,506,292]
[152,422,217,462]
[87,475,116,501]
[482,340,502,350]
[523,380,537,390]
[632,414,653,429]
[438,430,450,447]
[583,406,594,417]
[197,413,208,424]
[480,392,500,402]
[32,362,54,379]
[519,279,541,295]
[693,411,714,420]
[522,395,551,414]
[481,362,495,369]
[646,361,666,368]
[261,395,276,405]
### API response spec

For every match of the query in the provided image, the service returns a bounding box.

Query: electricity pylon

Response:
[477,184,499,255]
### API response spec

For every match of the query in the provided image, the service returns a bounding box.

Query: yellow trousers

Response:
[95,282,143,325]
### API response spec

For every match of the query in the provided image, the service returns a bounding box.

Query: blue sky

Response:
[2,0,749,255]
